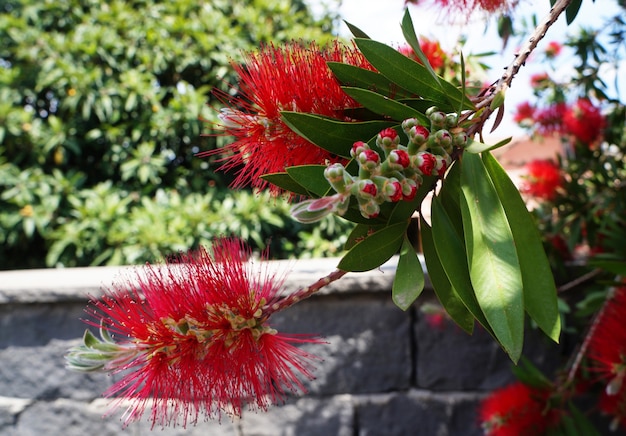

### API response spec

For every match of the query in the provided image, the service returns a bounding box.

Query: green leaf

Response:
[420,214,474,334]
[431,194,491,332]
[460,152,524,362]
[338,221,407,272]
[568,402,601,436]
[355,38,473,112]
[344,223,379,250]
[281,111,395,158]
[343,20,371,39]
[260,172,310,196]
[566,0,583,24]
[400,9,440,85]
[342,87,429,124]
[482,152,560,343]
[392,236,425,310]
[510,356,553,389]
[285,165,331,197]
[464,137,512,154]
[328,62,413,99]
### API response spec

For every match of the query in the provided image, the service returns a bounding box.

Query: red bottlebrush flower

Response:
[530,72,550,89]
[535,102,568,136]
[587,286,626,403]
[413,0,517,17]
[83,239,321,428]
[598,388,626,431]
[521,159,562,201]
[480,382,560,435]
[398,39,446,71]
[545,41,562,58]
[513,101,536,126]
[563,98,606,145]
[205,41,373,194]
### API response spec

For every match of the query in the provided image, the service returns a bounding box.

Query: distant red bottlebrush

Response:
[563,98,606,145]
[398,38,447,71]
[479,382,559,435]
[205,41,373,194]
[521,159,562,201]
[530,72,550,89]
[513,101,536,126]
[87,238,321,428]
[406,0,517,15]
[535,102,568,136]
[587,285,626,430]
[545,41,562,58]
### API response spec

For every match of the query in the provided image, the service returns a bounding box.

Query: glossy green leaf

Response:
[342,87,429,124]
[482,152,560,342]
[431,195,491,331]
[392,236,425,310]
[281,111,395,158]
[328,62,413,99]
[464,137,512,154]
[566,0,583,24]
[344,223,379,250]
[420,215,474,333]
[343,20,370,39]
[338,221,407,272]
[400,9,440,85]
[260,172,309,196]
[399,98,440,113]
[285,165,331,198]
[510,356,553,389]
[355,38,473,112]
[460,152,524,362]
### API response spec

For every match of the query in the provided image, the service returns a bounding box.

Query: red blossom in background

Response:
[545,41,562,58]
[521,159,562,201]
[405,0,517,16]
[479,382,559,435]
[513,101,536,126]
[587,285,626,430]
[535,102,568,136]
[398,38,447,71]
[530,72,550,89]
[204,41,373,194]
[86,238,320,428]
[563,98,606,145]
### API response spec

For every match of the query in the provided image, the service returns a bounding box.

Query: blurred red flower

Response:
[545,41,563,58]
[480,382,560,435]
[87,238,321,427]
[563,98,606,145]
[521,159,562,201]
[204,41,372,194]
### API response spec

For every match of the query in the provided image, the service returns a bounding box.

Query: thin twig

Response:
[263,269,348,315]
[558,268,603,293]
[467,0,573,136]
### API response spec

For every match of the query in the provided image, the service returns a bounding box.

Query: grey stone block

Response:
[0,339,113,400]
[355,390,484,436]
[270,294,412,396]
[240,395,353,436]
[16,398,237,436]
[414,312,562,391]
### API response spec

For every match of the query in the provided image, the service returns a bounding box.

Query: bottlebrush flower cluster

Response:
[587,285,626,431]
[202,41,373,194]
[521,159,563,201]
[66,238,321,428]
[479,381,561,435]
[513,98,606,146]
[291,109,469,223]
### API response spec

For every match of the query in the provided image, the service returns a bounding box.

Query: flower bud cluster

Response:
[291,109,469,222]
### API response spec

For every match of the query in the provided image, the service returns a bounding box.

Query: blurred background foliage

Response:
[0,0,352,269]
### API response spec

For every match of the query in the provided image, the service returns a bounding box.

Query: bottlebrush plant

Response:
[66,0,625,432]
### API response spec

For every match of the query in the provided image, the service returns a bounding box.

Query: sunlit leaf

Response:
[460,152,524,362]
[482,152,560,342]
[285,165,331,198]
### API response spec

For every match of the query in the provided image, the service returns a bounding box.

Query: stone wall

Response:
[0,257,562,436]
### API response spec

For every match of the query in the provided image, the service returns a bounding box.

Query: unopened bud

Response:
[435,154,450,177]
[452,131,469,148]
[429,111,446,129]
[351,141,369,158]
[354,179,378,199]
[324,163,352,194]
[358,198,380,219]
[434,129,452,149]
[407,125,430,153]
[402,118,419,134]
[401,178,419,201]
[357,149,380,171]
[376,128,400,153]
[445,113,458,128]
[383,149,410,172]
[413,152,437,176]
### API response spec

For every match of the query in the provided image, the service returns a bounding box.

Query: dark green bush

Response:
[0,0,350,269]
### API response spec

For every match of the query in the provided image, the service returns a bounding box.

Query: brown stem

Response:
[263,269,348,315]
[467,0,573,137]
